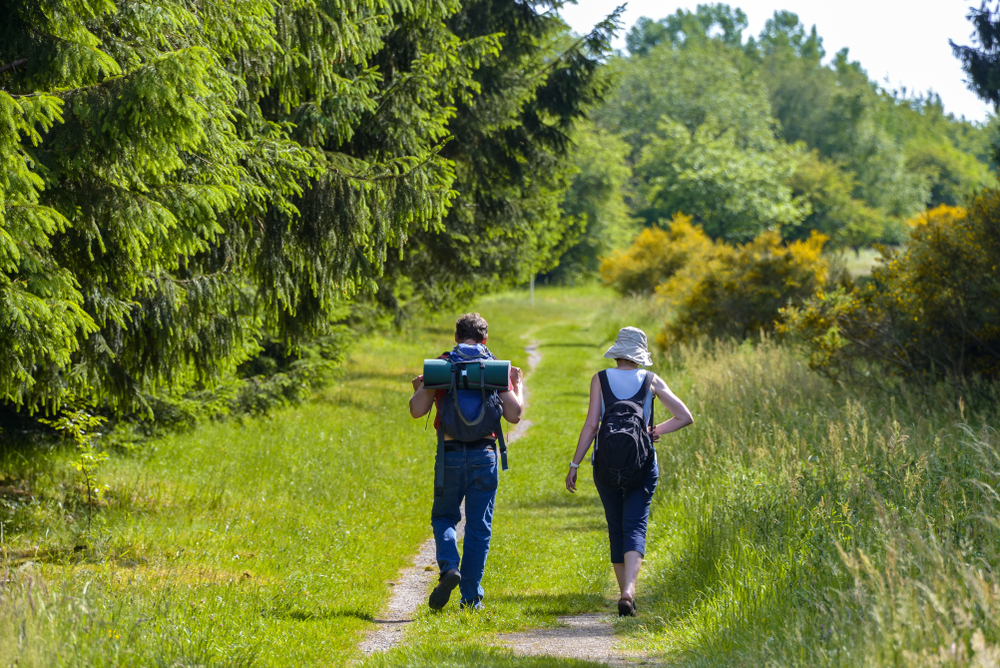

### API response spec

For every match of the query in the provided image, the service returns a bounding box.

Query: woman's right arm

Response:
[566,374,602,493]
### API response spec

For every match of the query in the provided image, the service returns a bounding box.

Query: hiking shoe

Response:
[428,569,461,610]
[617,597,636,617]
[460,597,484,611]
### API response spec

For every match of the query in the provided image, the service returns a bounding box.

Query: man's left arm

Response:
[499,366,523,423]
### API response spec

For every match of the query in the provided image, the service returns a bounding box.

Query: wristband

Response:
[568,461,580,469]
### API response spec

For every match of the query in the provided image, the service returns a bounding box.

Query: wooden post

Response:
[530,275,535,307]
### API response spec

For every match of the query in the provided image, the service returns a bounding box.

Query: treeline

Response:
[3,1,998,426]
[0,0,620,424]
[552,3,997,281]
[589,3,1000,391]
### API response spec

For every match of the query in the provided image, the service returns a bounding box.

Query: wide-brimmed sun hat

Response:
[604,326,652,367]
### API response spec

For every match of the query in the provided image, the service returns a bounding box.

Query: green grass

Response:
[3,285,1000,667]
[365,645,611,668]
[0,320,466,666]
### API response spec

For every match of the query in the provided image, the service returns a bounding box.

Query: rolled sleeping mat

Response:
[464,360,511,390]
[422,359,453,388]
[423,359,511,390]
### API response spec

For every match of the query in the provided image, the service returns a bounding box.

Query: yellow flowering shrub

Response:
[783,194,1000,384]
[599,213,714,295]
[906,203,966,228]
[657,231,829,347]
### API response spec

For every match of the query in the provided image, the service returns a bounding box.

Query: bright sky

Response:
[559,0,995,123]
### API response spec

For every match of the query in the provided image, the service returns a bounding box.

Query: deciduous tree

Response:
[637,115,807,241]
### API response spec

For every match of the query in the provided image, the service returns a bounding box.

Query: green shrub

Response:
[657,230,829,347]
[599,213,715,295]
[106,328,353,439]
[136,359,332,434]
[783,199,1000,387]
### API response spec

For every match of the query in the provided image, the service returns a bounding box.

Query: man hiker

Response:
[409,313,524,610]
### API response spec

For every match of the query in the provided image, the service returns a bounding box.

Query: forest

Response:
[2,1,1000,666]
[2,1,998,422]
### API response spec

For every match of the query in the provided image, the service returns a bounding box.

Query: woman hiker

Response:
[565,326,693,616]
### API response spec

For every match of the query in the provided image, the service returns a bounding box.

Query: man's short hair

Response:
[455,313,489,342]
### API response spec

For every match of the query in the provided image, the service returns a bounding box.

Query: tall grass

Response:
[624,334,1000,665]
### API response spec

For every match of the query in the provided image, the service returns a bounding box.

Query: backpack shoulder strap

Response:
[435,425,445,497]
[496,421,509,471]
[597,370,617,412]
[626,371,655,426]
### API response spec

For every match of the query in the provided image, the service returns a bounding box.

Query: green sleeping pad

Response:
[423,358,510,390]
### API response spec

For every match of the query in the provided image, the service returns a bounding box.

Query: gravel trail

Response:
[496,614,663,667]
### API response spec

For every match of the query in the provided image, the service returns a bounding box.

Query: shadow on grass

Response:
[265,606,374,623]
[365,643,612,668]
[2,544,87,566]
[490,592,611,617]
[508,492,596,510]
[365,642,612,668]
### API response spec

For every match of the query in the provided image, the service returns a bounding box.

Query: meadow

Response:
[2,286,998,667]
[830,247,883,277]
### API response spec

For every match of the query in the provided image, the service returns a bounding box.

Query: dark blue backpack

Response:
[434,353,509,497]
[594,370,655,490]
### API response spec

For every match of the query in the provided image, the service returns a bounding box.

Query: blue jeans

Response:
[431,441,498,602]
[593,460,659,563]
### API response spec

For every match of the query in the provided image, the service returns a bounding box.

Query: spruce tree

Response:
[375,1,624,311]
[952,1,1000,109]
[0,0,494,413]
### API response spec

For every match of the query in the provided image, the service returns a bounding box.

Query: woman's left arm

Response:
[650,374,694,438]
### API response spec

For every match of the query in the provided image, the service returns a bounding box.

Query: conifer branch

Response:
[153,256,232,285]
[8,76,117,99]
[0,59,28,75]
[534,5,625,80]
[326,139,450,183]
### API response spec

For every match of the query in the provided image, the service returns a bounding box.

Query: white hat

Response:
[604,327,652,367]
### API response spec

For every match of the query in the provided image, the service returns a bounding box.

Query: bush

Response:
[906,202,967,229]
[599,213,715,295]
[135,359,333,434]
[783,198,1000,387]
[657,230,829,347]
